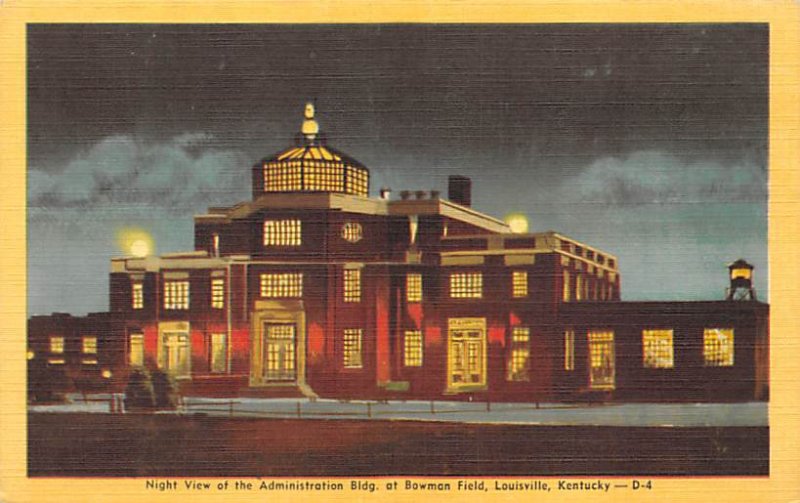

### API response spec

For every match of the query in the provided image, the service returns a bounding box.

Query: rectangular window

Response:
[642,329,674,368]
[562,270,571,302]
[507,327,530,381]
[49,336,64,354]
[564,329,575,371]
[260,273,303,298]
[449,272,483,298]
[163,280,190,310]
[404,330,423,367]
[211,278,225,309]
[132,283,143,309]
[210,333,227,373]
[512,270,528,298]
[343,268,361,303]
[575,274,584,301]
[82,336,97,355]
[263,219,301,246]
[343,329,363,369]
[406,273,422,303]
[130,333,144,367]
[704,328,734,367]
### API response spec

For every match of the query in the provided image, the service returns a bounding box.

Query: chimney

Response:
[448,175,472,207]
[379,187,392,200]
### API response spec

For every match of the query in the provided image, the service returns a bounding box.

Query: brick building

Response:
[28,104,769,402]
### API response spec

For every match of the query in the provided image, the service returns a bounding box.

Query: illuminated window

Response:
[263,219,302,246]
[211,278,225,309]
[642,329,674,368]
[341,222,363,243]
[210,333,227,373]
[450,273,483,299]
[260,273,303,298]
[49,337,64,354]
[512,270,528,298]
[406,273,422,303]
[82,336,97,355]
[404,330,423,367]
[130,333,144,367]
[343,268,361,302]
[163,281,190,310]
[48,358,65,365]
[343,329,363,369]
[575,274,584,301]
[564,329,575,371]
[345,166,369,196]
[704,328,734,367]
[132,283,143,309]
[81,358,98,365]
[507,327,530,381]
[562,270,571,302]
[304,163,345,192]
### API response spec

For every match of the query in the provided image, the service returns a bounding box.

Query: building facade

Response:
[28,104,769,402]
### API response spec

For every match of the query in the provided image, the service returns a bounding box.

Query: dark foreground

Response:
[28,413,768,477]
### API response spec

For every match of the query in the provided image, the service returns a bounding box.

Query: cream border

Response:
[1,2,798,502]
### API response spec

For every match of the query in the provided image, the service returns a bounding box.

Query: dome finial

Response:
[301,102,319,141]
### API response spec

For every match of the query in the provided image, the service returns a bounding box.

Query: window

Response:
[163,281,189,310]
[564,329,575,371]
[507,327,530,381]
[211,278,225,309]
[260,273,303,298]
[49,336,64,354]
[406,273,423,303]
[343,268,361,302]
[341,222,363,243]
[450,272,483,298]
[642,329,674,368]
[404,330,423,367]
[263,219,301,246]
[562,270,571,302]
[82,336,97,354]
[132,283,143,309]
[588,330,615,389]
[343,329,363,369]
[704,328,734,367]
[575,274,584,301]
[512,270,528,298]
[130,333,144,367]
[210,333,227,373]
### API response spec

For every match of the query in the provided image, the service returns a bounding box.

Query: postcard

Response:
[1,1,799,502]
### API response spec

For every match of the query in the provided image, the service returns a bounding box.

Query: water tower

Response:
[726,259,756,301]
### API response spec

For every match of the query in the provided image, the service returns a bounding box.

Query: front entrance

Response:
[161,332,190,378]
[588,330,615,390]
[262,323,296,381]
[249,300,315,398]
[447,318,487,392]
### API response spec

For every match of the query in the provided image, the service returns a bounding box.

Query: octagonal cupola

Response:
[252,103,370,198]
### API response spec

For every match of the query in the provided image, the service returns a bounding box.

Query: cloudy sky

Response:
[27,24,768,315]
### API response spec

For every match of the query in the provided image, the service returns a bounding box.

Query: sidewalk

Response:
[29,394,768,427]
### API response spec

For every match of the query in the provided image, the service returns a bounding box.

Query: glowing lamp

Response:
[116,228,154,258]
[27,350,35,360]
[101,369,113,379]
[504,213,529,234]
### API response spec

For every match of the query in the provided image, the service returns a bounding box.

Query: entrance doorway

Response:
[447,318,487,392]
[262,323,297,381]
[588,330,615,390]
[160,332,190,378]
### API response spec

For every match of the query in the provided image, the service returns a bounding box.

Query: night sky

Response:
[27,24,768,315]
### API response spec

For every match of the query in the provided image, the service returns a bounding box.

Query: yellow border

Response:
[1,2,799,502]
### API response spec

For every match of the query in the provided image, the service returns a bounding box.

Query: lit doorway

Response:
[447,318,487,392]
[588,330,615,390]
[262,323,297,381]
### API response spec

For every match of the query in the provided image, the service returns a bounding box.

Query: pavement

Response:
[29,394,768,427]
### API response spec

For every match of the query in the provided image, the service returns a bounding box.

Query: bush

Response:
[124,369,156,411]
[123,368,181,411]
